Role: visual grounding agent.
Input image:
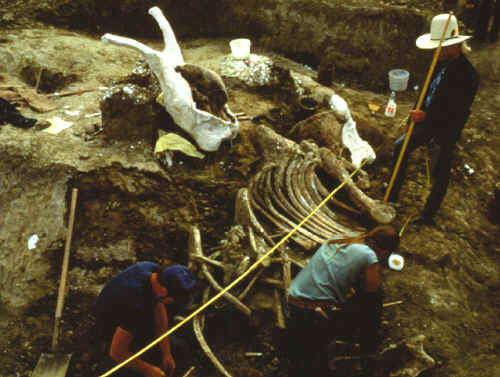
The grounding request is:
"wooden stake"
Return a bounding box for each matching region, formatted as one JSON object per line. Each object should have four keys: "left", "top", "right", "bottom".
{"left": 47, "top": 88, "right": 97, "bottom": 98}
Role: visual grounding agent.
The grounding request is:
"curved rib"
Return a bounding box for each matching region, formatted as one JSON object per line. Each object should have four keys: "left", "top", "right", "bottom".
{"left": 193, "top": 287, "right": 233, "bottom": 377}
{"left": 257, "top": 166, "right": 324, "bottom": 245}
{"left": 266, "top": 164, "right": 326, "bottom": 240}
{"left": 271, "top": 159, "right": 331, "bottom": 239}
{"left": 304, "top": 162, "right": 343, "bottom": 221}
{"left": 302, "top": 161, "right": 361, "bottom": 236}
{"left": 249, "top": 169, "right": 316, "bottom": 250}
{"left": 286, "top": 156, "right": 341, "bottom": 237}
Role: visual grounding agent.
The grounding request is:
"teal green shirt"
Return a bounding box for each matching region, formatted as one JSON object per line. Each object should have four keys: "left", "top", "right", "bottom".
{"left": 288, "top": 242, "right": 378, "bottom": 304}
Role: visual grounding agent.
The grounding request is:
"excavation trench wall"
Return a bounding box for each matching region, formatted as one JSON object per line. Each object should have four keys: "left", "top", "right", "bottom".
{"left": 0, "top": 136, "right": 243, "bottom": 313}
{"left": 21, "top": 0, "right": 430, "bottom": 91}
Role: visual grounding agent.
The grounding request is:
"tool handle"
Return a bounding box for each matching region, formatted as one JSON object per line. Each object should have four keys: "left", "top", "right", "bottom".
{"left": 384, "top": 13, "right": 454, "bottom": 202}
{"left": 52, "top": 188, "right": 78, "bottom": 353}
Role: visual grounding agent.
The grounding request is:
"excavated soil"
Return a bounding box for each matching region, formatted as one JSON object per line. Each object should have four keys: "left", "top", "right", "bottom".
{"left": 0, "top": 1, "right": 499, "bottom": 377}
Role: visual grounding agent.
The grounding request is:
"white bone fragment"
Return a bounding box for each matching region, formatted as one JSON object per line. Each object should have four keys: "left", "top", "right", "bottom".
{"left": 28, "top": 235, "right": 39, "bottom": 250}
{"left": 387, "top": 334, "right": 436, "bottom": 377}
{"left": 330, "top": 94, "right": 376, "bottom": 167}
{"left": 101, "top": 7, "right": 238, "bottom": 152}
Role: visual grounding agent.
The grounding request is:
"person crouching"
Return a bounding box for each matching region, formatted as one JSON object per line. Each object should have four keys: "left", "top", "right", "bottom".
{"left": 285, "top": 226, "right": 400, "bottom": 377}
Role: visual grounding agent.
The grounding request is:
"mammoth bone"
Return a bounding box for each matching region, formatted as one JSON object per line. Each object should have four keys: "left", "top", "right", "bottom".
{"left": 101, "top": 6, "right": 238, "bottom": 152}
{"left": 186, "top": 125, "right": 398, "bottom": 374}
{"left": 187, "top": 224, "right": 295, "bottom": 377}
{"left": 380, "top": 334, "right": 436, "bottom": 377}
{"left": 242, "top": 125, "right": 396, "bottom": 253}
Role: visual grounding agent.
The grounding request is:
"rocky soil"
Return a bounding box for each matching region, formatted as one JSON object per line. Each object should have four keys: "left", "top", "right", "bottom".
{"left": 0, "top": 1, "right": 499, "bottom": 377}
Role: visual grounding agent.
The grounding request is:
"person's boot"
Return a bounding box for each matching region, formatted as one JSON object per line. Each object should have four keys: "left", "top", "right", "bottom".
{"left": 412, "top": 211, "right": 436, "bottom": 226}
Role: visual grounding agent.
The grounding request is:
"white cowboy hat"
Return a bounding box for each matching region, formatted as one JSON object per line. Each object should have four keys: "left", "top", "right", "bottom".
{"left": 416, "top": 14, "right": 471, "bottom": 49}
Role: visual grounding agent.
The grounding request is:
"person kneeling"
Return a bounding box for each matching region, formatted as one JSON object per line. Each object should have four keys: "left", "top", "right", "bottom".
{"left": 94, "top": 262, "right": 196, "bottom": 377}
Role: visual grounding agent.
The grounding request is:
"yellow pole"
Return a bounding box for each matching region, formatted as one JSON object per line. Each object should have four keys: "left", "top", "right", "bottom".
{"left": 384, "top": 13, "right": 454, "bottom": 203}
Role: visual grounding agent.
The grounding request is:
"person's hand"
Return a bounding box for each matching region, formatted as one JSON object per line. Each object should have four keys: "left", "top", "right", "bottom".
{"left": 144, "top": 365, "right": 165, "bottom": 377}
{"left": 162, "top": 353, "right": 176, "bottom": 377}
{"left": 409, "top": 109, "right": 426, "bottom": 123}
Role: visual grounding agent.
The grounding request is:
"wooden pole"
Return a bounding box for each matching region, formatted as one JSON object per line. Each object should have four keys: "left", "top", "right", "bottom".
{"left": 51, "top": 188, "right": 78, "bottom": 353}
{"left": 384, "top": 13, "right": 454, "bottom": 203}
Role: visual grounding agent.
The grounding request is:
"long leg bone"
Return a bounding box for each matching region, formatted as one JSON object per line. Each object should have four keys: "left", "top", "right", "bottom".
{"left": 304, "top": 162, "right": 361, "bottom": 219}
{"left": 319, "top": 147, "right": 396, "bottom": 224}
{"left": 382, "top": 334, "right": 436, "bottom": 377}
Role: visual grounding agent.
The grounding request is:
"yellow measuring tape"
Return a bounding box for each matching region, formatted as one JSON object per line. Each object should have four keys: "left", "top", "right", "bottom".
{"left": 99, "top": 158, "right": 370, "bottom": 377}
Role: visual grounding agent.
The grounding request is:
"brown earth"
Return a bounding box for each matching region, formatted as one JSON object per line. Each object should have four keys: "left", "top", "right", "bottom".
{"left": 0, "top": 1, "right": 499, "bottom": 377}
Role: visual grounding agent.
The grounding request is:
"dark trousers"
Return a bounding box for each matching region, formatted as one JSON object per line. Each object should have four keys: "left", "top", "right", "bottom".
{"left": 284, "top": 290, "right": 383, "bottom": 377}
{"left": 475, "top": 0, "right": 500, "bottom": 41}
{"left": 285, "top": 305, "right": 331, "bottom": 377}
{"left": 390, "top": 127, "right": 455, "bottom": 218}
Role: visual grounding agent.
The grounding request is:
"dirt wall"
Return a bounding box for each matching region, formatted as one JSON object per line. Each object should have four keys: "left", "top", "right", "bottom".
{"left": 1, "top": 0, "right": 430, "bottom": 91}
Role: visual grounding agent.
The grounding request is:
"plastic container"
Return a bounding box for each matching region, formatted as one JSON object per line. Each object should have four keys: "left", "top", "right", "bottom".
{"left": 384, "top": 91, "right": 397, "bottom": 118}
{"left": 388, "top": 69, "right": 410, "bottom": 91}
{"left": 230, "top": 38, "right": 251, "bottom": 59}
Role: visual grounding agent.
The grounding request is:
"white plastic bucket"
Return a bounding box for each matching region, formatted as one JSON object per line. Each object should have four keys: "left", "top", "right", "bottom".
{"left": 230, "top": 38, "right": 251, "bottom": 59}
{"left": 388, "top": 69, "right": 410, "bottom": 91}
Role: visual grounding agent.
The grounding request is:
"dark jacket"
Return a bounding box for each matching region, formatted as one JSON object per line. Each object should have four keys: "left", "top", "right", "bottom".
{"left": 419, "top": 53, "right": 479, "bottom": 146}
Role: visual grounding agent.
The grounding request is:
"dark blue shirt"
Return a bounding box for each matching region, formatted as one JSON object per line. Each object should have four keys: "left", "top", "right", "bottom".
{"left": 95, "top": 262, "right": 162, "bottom": 343}
{"left": 419, "top": 54, "right": 479, "bottom": 145}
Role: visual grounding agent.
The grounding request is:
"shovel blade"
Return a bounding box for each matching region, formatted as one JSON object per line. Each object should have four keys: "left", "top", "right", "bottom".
{"left": 32, "top": 353, "right": 72, "bottom": 377}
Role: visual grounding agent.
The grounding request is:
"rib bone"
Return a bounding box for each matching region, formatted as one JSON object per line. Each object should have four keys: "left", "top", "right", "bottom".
{"left": 193, "top": 287, "right": 233, "bottom": 377}
{"left": 287, "top": 156, "right": 344, "bottom": 236}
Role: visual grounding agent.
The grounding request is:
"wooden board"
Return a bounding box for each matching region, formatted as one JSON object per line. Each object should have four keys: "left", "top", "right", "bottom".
{"left": 31, "top": 353, "right": 72, "bottom": 377}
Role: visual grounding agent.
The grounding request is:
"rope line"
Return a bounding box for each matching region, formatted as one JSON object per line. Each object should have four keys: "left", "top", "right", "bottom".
{"left": 99, "top": 158, "right": 370, "bottom": 377}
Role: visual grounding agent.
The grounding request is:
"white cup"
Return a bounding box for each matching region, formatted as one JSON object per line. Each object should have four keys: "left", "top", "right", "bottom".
{"left": 230, "top": 38, "right": 251, "bottom": 59}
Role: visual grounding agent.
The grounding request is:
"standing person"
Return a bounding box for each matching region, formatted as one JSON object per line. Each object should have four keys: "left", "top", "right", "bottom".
{"left": 95, "top": 262, "right": 196, "bottom": 377}
{"left": 388, "top": 14, "right": 479, "bottom": 225}
{"left": 475, "top": 0, "right": 500, "bottom": 42}
{"left": 285, "top": 226, "right": 400, "bottom": 377}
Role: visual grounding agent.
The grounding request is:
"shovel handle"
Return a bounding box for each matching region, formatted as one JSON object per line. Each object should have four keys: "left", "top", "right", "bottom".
{"left": 52, "top": 188, "right": 78, "bottom": 353}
